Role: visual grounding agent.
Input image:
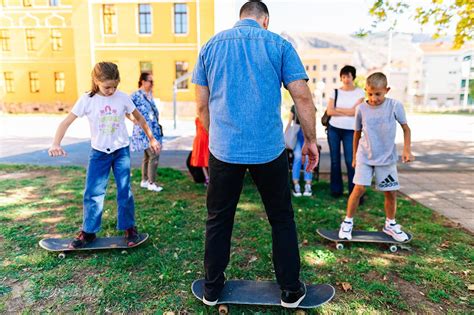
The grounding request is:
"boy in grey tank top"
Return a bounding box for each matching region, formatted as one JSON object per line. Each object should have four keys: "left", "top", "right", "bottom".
{"left": 338, "top": 72, "right": 414, "bottom": 242}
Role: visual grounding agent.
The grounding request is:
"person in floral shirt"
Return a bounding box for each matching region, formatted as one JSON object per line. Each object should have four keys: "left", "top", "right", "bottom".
{"left": 130, "top": 72, "right": 163, "bottom": 192}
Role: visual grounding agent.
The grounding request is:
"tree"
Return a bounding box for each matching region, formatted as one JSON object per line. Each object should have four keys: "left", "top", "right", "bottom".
{"left": 369, "top": 0, "right": 473, "bottom": 49}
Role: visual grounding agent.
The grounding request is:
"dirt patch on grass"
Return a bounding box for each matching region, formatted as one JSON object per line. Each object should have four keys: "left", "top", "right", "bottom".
{"left": 4, "top": 280, "right": 31, "bottom": 312}
{"left": 390, "top": 274, "right": 444, "bottom": 314}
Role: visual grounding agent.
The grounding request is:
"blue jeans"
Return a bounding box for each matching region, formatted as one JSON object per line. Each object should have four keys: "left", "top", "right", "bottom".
{"left": 327, "top": 125, "right": 355, "bottom": 195}
{"left": 292, "top": 129, "right": 313, "bottom": 182}
{"left": 83, "top": 146, "right": 135, "bottom": 233}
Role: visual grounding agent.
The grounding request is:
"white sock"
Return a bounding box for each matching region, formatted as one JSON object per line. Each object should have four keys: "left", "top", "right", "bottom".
{"left": 386, "top": 218, "right": 396, "bottom": 225}
{"left": 344, "top": 217, "right": 353, "bottom": 224}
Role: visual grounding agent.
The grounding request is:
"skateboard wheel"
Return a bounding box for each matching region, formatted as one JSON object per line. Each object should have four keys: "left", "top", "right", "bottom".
{"left": 336, "top": 243, "right": 344, "bottom": 250}
{"left": 218, "top": 304, "right": 228, "bottom": 314}
{"left": 58, "top": 253, "right": 66, "bottom": 259}
{"left": 389, "top": 245, "right": 398, "bottom": 253}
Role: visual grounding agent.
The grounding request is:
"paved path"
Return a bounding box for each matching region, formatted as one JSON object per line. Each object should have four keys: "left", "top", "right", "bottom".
{"left": 1, "top": 113, "right": 473, "bottom": 233}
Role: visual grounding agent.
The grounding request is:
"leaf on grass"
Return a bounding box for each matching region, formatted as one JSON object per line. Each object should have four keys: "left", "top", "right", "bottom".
{"left": 419, "top": 291, "right": 425, "bottom": 296}
{"left": 302, "top": 239, "right": 309, "bottom": 246}
{"left": 341, "top": 258, "right": 349, "bottom": 264}
{"left": 468, "top": 284, "right": 474, "bottom": 291}
{"left": 383, "top": 275, "right": 388, "bottom": 281}
{"left": 341, "top": 282, "right": 352, "bottom": 292}
{"left": 249, "top": 255, "right": 257, "bottom": 263}
{"left": 440, "top": 241, "right": 450, "bottom": 248}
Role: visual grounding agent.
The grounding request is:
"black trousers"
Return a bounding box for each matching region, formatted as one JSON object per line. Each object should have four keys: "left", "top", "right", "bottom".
{"left": 204, "top": 151, "right": 301, "bottom": 299}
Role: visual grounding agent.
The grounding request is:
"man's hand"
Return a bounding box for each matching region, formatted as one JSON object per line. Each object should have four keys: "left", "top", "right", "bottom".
{"left": 402, "top": 150, "right": 414, "bottom": 163}
{"left": 48, "top": 144, "right": 67, "bottom": 157}
{"left": 149, "top": 138, "right": 161, "bottom": 155}
{"left": 301, "top": 142, "right": 319, "bottom": 172}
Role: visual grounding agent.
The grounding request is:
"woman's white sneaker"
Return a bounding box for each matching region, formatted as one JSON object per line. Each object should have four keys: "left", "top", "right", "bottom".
{"left": 147, "top": 183, "right": 163, "bottom": 192}
{"left": 140, "top": 180, "right": 148, "bottom": 189}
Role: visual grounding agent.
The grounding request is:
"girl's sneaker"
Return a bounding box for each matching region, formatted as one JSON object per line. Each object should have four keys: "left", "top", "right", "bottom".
{"left": 140, "top": 180, "right": 148, "bottom": 189}
{"left": 292, "top": 184, "right": 302, "bottom": 197}
{"left": 125, "top": 226, "right": 141, "bottom": 247}
{"left": 303, "top": 184, "right": 312, "bottom": 196}
{"left": 147, "top": 182, "right": 163, "bottom": 192}
{"left": 383, "top": 223, "right": 409, "bottom": 242}
{"left": 338, "top": 220, "right": 353, "bottom": 240}
{"left": 68, "top": 231, "right": 96, "bottom": 249}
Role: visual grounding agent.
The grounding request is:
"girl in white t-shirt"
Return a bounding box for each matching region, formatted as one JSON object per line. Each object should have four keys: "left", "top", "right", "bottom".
{"left": 326, "top": 65, "right": 365, "bottom": 198}
{"left": 48, "top": 62, "right": 161, "bottom": 249}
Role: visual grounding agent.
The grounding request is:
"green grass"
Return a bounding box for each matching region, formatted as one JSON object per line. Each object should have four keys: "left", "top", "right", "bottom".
{"left": 0, "top": 164, "right": 473, "bottom": 313}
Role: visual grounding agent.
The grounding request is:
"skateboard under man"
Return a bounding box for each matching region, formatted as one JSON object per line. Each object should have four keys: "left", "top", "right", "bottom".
{"left": 39, "top": 233, "right": 149, "bottom": 259}
{"left": 191, "top": 279, "right": 335, "bottom": 313}
{"left": 317, "top": 229, "right": 412, "bottom": 252}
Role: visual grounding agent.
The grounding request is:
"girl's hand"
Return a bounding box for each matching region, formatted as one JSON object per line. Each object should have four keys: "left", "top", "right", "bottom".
{"left": 48, "top": 144, "right": 67, "bottom": 157}
{"left": 352, "top": 157, "right": 357, "bottom": 168}
{"left": 149, "top": 138, "right": 161, "bottom": 155}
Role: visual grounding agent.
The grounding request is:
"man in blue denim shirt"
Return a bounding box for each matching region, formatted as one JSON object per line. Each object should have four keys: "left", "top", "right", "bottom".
{"left": 192, "top": 0, "right": 319, "bottom": 308}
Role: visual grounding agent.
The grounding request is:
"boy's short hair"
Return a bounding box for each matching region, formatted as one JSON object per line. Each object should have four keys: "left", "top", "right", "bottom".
{"left": 366, "top": 72, "right": 388, "bottom": 88}
{"left": 340, "top": 65, "right": 356, "bottom": 79}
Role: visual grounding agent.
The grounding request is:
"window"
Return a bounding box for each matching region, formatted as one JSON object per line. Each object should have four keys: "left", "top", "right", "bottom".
{"left": 174, "top": 4, "right": 188, "bottom": 34}
{"left": 51, "top": 29, "right": 62, "bottom": 51}
{"left": 0, "top": 30, "right": 10, "bottom": 51}
{"left": 140, "top": 61, "right": 153, "bottom": 74}
{"left": 323, "top": 64, "right": 327, "bottom": 71}
{"left": 333, "top": 64, "right": 337, "bottom": 71}
{"left": 322, "top": 77, "right": 326, "bottom": 83}
{"left": 23, "top": 0, "right": 32, "bottom": 7}
{"left": 29, "top": 72, "right": 40, "bottom": 93}
{"left": 54, "top": 72, "right": 65, "bottom": 93}
{"left": 332, "top": 77, "right": 337, "bottom": 83}
{"left": 26, "top": 29, "right": 36, "bottom": 51}
{"left": 305, "top": 65, "right": 309, "bottom": 71}
{"left": 312, "top": 78, "right": 316, "bottom": 84}
{"left": 4, "top": 72, "right": 14, "bottom": 93}
{"left": 103, "top": 4, "right": 116, "bottom": 34}
{"left": 313, "top": 65, "right": 317, "bottom": 71}
{"left": 175, "top": 61, "right": 189, "bottom": 89}
{"left": 49, "top": 0, "right": 59, "bottom": 6}
{"left": 138, "top": 4, "right": 152, "bottom": 34}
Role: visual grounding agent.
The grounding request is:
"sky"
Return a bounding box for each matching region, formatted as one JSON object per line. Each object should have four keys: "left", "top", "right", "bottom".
{"left": 220, "top": 0, "right": 456, "bottom": 36}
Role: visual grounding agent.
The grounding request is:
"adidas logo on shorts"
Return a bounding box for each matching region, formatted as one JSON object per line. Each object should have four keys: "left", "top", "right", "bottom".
{"left": 378, "top": 175, "right": 399, "bottom": 189}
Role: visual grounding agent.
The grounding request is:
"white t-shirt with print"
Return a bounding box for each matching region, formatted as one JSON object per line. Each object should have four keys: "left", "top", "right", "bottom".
{"left": 72, "top": 91, "right": 136, "bottom": 153}
{"left": 328, "top": 87, "right": 365, "bottom": 130}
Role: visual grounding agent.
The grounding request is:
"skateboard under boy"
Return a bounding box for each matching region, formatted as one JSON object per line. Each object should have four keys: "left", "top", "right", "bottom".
{"left": 39, "top": 233, "right": 149, "bottom": 259}
{"left": 317, "top": 229, "right": 412, "bottom": 252}
{"left": 191, "top": 279, "right": 335, "bottom": 313}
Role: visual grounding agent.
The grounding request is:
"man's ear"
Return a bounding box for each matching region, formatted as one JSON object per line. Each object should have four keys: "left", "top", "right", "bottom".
{"left": 263, "top": 16, "right": 269, "bottom": 29}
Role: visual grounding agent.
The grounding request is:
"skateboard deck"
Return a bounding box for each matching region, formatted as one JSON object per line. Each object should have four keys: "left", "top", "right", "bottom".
{"left": 191, "top": 279, "right": 335, "bottom": 309}
{"left": 317, "top": 229, "right": 412, "bottom": 252}
{"left": 39, "top": 233, "right": 149, "bottom": 257}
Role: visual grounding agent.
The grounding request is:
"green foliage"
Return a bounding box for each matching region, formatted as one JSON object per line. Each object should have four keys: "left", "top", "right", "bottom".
{"left": 369, "top": 0, "right": 473, "bottom": 49}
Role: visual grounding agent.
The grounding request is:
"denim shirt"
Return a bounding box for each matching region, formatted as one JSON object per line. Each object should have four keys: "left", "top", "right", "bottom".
{"left": 192, "top": 19, "right": 308, "bottom": 164}
{"left": 130, "top": 89, "right": 162, "bottom": 152}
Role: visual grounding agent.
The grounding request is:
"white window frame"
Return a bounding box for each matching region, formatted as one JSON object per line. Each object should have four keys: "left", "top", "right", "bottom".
{"left": 172, "top": 3, "right": 188, "bottom": 36}
{"left": 137, "top": 3, "right": 152, "bottom": 36}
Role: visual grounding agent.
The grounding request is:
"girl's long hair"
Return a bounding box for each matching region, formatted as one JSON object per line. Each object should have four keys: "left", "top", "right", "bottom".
{"left": 89, "top": 62, "right": 120, "bottom": 97}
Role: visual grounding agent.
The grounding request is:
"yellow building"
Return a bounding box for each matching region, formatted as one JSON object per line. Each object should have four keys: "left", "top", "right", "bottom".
{"left": 0, "top": 0, "right": 214, "bottom": 115}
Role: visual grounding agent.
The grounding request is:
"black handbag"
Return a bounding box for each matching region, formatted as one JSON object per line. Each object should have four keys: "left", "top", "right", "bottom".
{"left": 321, "top": 88, "right": 338, "bottom": 129}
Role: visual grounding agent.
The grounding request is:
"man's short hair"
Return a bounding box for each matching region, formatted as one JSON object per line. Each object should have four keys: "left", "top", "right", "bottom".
{"left": 340, "top": 65, "right": 356, "bottom": 79}
{"left": 239, "top": 0, "right": 269, "bottom": 19}
{"left": 366, "top": 72, "right": 388, "bottom": 88}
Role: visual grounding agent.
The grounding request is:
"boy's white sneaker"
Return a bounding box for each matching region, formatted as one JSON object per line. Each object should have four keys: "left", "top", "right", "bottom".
{"left": 293, "top": 184, "right": 302, "bottom": 197}
{"left": 147, "top": 183, "right": 163, "bottom": 192}
{"left": 140, "top": 180, "right": 148, "bottom": 189}
{"left": 303, "top": 184, "right": 312, "bottom": 197}
{"left": 383, "top": 223, "right": 409, "bottom": 242}
{"left": 338, "top": 220, "right": 353, "bottom": 240}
